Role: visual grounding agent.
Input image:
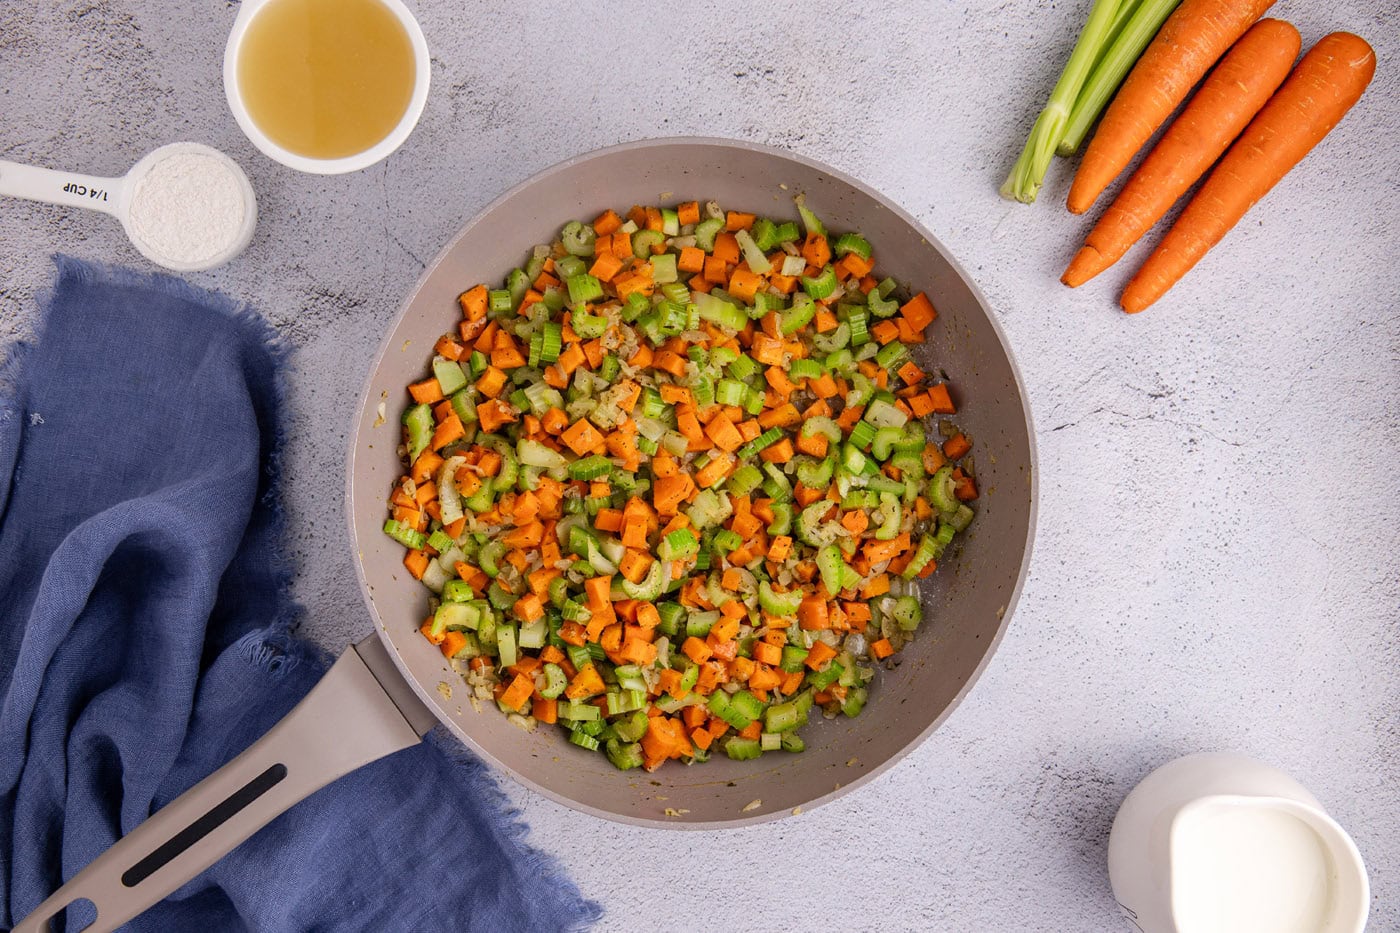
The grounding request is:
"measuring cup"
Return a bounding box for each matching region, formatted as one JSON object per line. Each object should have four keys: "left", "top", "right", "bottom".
{"left": 1108, "top": 752, "right": 1369, "bottom": 933}
{"left": 0, "top": 142, "right": 257, "bottom": 272}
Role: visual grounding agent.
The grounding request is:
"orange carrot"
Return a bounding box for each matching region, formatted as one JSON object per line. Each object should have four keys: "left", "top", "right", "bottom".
{"left": 1121, "top": 32, "right": 1375, "bottom": 313}
{"left": 1064, "top": 19, "right": 1301, "bottom": 287}
{"left": 1067, "top": 0, "right": 1277, "bottom": 215}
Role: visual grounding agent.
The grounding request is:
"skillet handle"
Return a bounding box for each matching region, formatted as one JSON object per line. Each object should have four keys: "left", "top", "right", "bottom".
{"left": 14, "top": 635, "right": 435, "bottom": 933}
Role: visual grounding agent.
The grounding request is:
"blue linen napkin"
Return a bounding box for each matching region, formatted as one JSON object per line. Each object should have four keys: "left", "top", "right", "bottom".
{"left": 0, "top": 256, "right": 602, "bottom": 932}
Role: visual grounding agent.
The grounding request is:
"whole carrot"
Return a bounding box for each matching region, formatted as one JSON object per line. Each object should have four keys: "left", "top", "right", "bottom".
{"left": 1062, "top": 18, "right": 1300, "bottom": 287}
{"left": 1067, "top": 0, "right": 1275, "bottom": 215}
{"left": 1121, "top": 32, "right": 1376, "bottom": 313}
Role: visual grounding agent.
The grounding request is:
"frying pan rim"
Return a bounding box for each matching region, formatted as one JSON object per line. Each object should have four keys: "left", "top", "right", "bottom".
{"left": 345, "top": 135, "right": 1039, "bottom": 829}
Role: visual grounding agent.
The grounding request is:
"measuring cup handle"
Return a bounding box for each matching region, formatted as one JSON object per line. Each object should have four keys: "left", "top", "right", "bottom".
{"left": 0, "top": 160, "right": 123, "bottom": 215}
{"left": 12, "top": 636, "right": 435, "bottom": 933}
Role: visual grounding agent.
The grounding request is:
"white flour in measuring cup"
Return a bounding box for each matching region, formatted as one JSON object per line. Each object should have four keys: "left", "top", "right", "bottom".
{"left": 126, "top": 147, "right": 255, "bottom": 269}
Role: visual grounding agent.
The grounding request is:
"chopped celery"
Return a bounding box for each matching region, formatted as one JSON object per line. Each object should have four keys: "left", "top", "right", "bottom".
{"left": 795, "top": 193, "right": 826, "bottom": 237}
{"left": 403, "top": 403, "right": 434, "bottom": 463}
{"left": 801, "top": 265, "right": 838, "bottom": 300}
{"left": 833, "top": 233, "right": 872, "bottom": 261}
{"left": 929, "top": 465, "right": 959, "bottom": 514}
{"left": 694, "top": 217, "right": 723, "bottom": 251}
{"left": 561, "top": 220, "right": 596, "bottom": 257}
{"left": 780, "top": 293, "right": 816, "bottom": 335}
{"left": 566, "top": 273, "right": 603, "bottom": 306}
{"left": 388, "top": 195, "right": 974, "bottom": 773}
{"left": 734, "top": 229, "right": 772, "bottom": 274}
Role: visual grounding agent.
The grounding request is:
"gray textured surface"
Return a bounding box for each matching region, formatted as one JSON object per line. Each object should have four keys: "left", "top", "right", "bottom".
{"left": 2, "top": 2, "right": 1397, "bottom": 931}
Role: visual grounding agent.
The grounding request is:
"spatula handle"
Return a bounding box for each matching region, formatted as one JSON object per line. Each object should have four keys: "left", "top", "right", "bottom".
{"left": 13, "top": 636, "right": 433, "bottom": 933}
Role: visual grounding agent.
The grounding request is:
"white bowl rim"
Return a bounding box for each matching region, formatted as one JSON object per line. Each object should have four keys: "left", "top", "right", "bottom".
{"left": 222, "top": 0, "right": 431, "bottom": 176}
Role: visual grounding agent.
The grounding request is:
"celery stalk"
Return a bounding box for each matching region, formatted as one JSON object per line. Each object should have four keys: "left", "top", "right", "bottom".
{"left": 1001, "top": 0, "right": 1125, "bottom": 204}
{"left": 1056, "top": 0, "right": 1183, "bottom": 156}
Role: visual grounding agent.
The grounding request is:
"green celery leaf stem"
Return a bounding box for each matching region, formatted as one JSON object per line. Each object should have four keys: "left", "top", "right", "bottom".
{"left": 1001, "top": 0, "right": 1127, "bottom": 204}
{"left": 1057, "top": 0, "right": 1183, "bottom": 156}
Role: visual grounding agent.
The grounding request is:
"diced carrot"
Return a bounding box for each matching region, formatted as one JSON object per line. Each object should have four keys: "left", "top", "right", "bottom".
{"left": 652, "top": 350, "right": 689, "bottom": 378}
{"left": 749, "top": 333, "right": 785, "bottom": 365}
{"left": 728, "top": 267, "right": 762, "bottom": 302}
{"left": 430, "top": 413, "right": 465, "bottom": 450}
{"left": 870, "top": 638, "right": 896, "bottom": 660}
{"left": 759, "top": 438, "right": 793, "bottom": 464}
{"left": 694, "top": 453, "right": 734, "bottom": 488}
{"left": 752, "top": 641, "right": 783, "bottom": 666}
{"left": 871, "top": 320, "right": 900, "bottom": 345}
{"left": 408, "top": 378, "right": 445, "bottom": 405}
{"left": 943, "top": 433, "right": 971, "bottom": 460}
{"left": 619, "top": 635, "right": 659, "bottom": 666}
{"left": 805, "top": 641, "right": 838, "bottom": 670}
{"left": 458, "top": 284, "right": 489, "bottom": 321}
{"left": 897, "top": 361, "right": 925, "bottom": 385}
{"left": 652, "top": 473, "right": 694, "bottom": 516}
{"left": 841, "top": 509, "right": 869, "bottom": 535}
{"left": 677, "top": 201, "right": 700, "bottom": 225}
{"left": 748, "top": 665, "right": 782, "bottom": 692}
{"left": 560, "top": 418, "right": 603, "bottom": 456}
{"left": 725, "top": 211, "right": 756, "bottom": 231}
{"left": 794, "top": 430, "right": 828, "bottom": 458}
{"left": 618, "top": 549, "right": 653, "bottom": 585}
{"left": 476, "top": 366, "right": 507, "bottom": 398}
{"left": 682, "top": 636, "right": 713, "bottom": 664}
{"left": 589, "top": 251, "right": 625, "bottom": 282}
{"left": 712, "top": 232, "right": 740, "bottom": 265}
{"left": 658, "top": 668, "right": 687, "bottom": 699}
{"left": 677, "top": 246, "right": 705, "bottom": 273}
{"left": 835, "top": 404, "right": 864, "bottom": 432}
{"left": 584, "top": 575, "right": 613, "bottom": 610}
{"left": 704, "top": 412, "right": 744, "bottom": 452}
{"left": 797, "top": 594, "right": 829, "bottom": 631}
{"left": 900, "top": 292, "right": 937, "bottom": 330}
{"left": 553, "top": 343, "right": 584, "bottom": 377}
{"left": 419, "top": 617, "right": 445, "bottom": 645}
{"left": 758, "top": 403, "right": 800, "bottom": 429}
{"left": 491, "top": 333, "right": 527, "bottom": 370}
{"left": 565, "top": 663, "right": 606, "bottom": 700}
{"left": 592, "top": 209, "right": 623, "bottom": 235}
{"left": 403, "top": 549, "right": 429, "bottom": 580}
{"left": 860, "top": 574, "right": 890, "bottom": 599}
{"left": 410, "top": 449, "right": 444, "bottom": 485}
{"left": 863, "top": 533, "right": 910, "bottom": 565}
{"left": 927, "top": 384, "right": 957, "bottom": 414}
{"left": 501, "top": 521, "right": 544, "bottom": 548}
{"left": 800, "top": 230, "right": 830, "bottom": 265}
{"left": 434, "top": 335, "right": 465, "bottom": 361}
{"left": 475, "top": 400, "right": 517, "bottom": 434}
{"left": 908, "top": 393, "right": 936, "bottom": 418}
{"left": 532, "top": 696, "right": 558, "bottom": 724}
{"left": 499, "top": 673, "right": 534, "bottom": 711}
{"left": 836, "top": 251, "right": 873, "bottom": 279}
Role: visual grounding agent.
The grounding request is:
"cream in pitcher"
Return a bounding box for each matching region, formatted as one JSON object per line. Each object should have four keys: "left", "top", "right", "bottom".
{"left": 1107, "top": 753, "right": 1369, "bottom": 933}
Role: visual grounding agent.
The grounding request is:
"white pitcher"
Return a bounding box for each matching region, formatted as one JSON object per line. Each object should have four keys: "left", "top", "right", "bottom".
{"left": 1107, "top": 752, "right": 1369, "bottom": 933}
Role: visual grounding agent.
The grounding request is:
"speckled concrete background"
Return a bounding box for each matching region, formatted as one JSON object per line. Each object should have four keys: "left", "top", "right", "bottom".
{"left": 2, "top": 1, "right": 1397, "bottom": 930}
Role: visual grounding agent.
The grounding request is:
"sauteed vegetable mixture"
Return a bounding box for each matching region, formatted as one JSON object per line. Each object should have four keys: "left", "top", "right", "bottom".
{"left": 384, "top": 198, "right": 978, "bottom": 771}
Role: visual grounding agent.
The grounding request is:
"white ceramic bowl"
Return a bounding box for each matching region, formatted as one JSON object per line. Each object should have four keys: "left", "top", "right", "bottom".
{"left": 222, "top": 0, "right": 430, "bottom": 175}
